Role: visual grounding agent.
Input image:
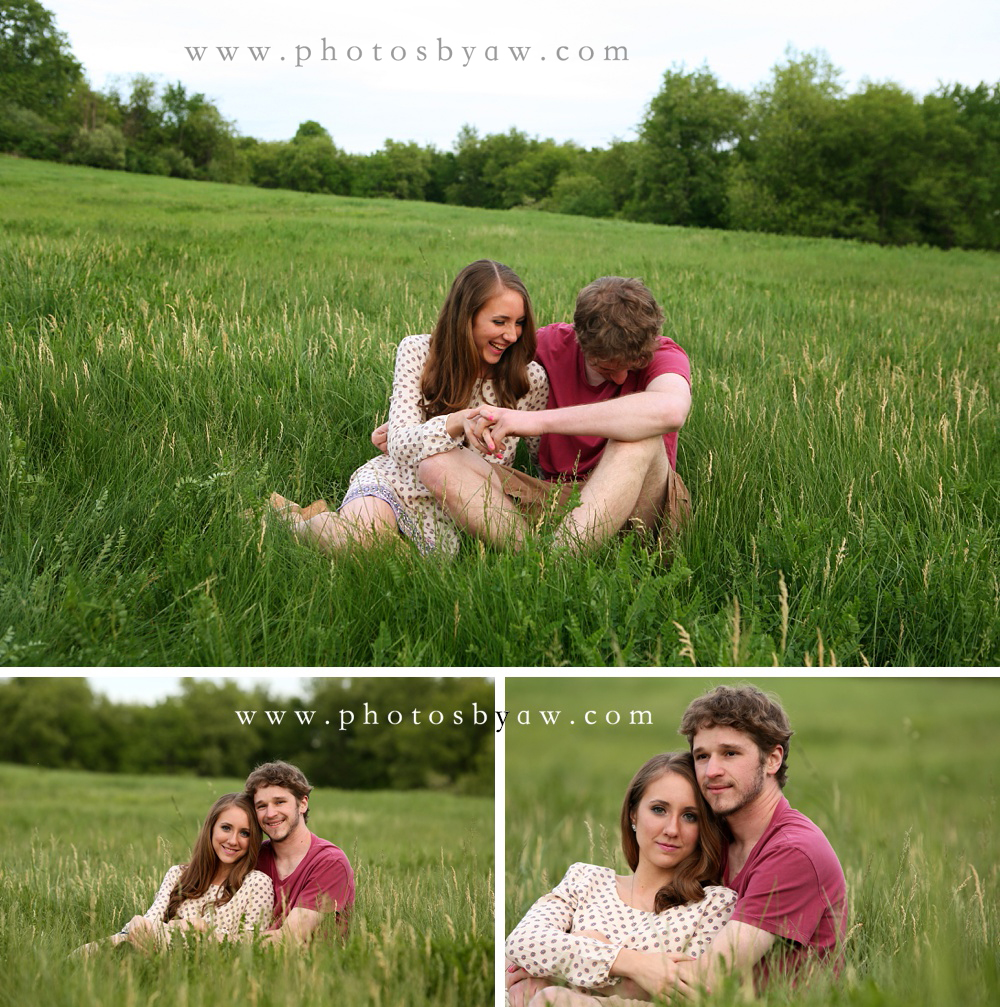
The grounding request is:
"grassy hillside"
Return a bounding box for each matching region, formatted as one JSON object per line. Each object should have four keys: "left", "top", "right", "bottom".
{"left": 1, "top": 157, "right": 997, "bottom": 665}
{"left": 505, "top": 676, "right": 1000, "bottom": 1006}
{"left": 0, "top": 763, "right": 492, "bottom": 1006}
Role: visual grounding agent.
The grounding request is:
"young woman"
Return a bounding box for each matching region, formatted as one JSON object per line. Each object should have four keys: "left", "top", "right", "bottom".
{"left": 77, "top": 792, "right": 273, "bottom": 953}
{"left": 505, "top": 753, "right": 736, "bottom": 1005}
{"left": 269, "top": 258, "right": 549, "bottom": 556}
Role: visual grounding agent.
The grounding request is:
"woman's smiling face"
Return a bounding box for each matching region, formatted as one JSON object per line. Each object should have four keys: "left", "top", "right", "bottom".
{"left": 470, "top": 287, "right": 525, "bottom": 373}
{"left": 211, "top": 805, "right": 252, "bottom": 867}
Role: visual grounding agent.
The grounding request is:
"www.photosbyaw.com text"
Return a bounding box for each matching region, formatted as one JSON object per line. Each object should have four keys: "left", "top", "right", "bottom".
{"left": 234, "top": 703, "right": 654, "bottom": 733}
{"left": 184, "top": 38, "right": 628, "bottom": 69}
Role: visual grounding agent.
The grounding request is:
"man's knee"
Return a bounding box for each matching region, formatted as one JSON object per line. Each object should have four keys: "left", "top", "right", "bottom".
{"left": 599, "top": 434, "right": 667, "bottom": 474}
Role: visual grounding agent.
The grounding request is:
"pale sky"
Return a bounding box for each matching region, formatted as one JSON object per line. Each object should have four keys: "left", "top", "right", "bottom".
{"left": 42, "top": 1, "right": 998, "bottom": 154}
{"left": 87, "top": 674, "right": 311, "bottom": 704}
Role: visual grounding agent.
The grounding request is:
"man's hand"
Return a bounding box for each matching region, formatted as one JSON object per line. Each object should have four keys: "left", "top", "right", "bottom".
{"left": 470, "top": 406, "right": 539, "bottom": 451}
{"left": 610, "top": 949, "right": 697, "bottom": 1002}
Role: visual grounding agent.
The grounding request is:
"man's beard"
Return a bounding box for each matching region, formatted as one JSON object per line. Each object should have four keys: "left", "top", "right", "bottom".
{"left": 710, "top": 760, "right": 767, "bottom": 818}
{"left": 266, "top": 806, "right": 301, "bottom": 842}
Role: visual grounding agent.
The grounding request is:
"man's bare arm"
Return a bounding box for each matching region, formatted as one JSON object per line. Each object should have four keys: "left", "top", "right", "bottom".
{"left": 678, "top": 921, "right": 777, "bottom": 989}
{"left": 474, "top": 373, "right": 692, "bottom": 450}
{"left": 259, "top": 906, "right": 326, "bottom": 946}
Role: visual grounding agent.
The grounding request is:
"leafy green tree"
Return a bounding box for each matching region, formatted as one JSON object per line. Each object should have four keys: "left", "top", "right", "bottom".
{"left": 353, "top": 139, "right": 432, "bottom": 200}
{"left": 0, "top": 0, "right": 81, "bottom": 115}
{"left": 545, "top": 173, "right": 616, "bottom": 218}
{"left": 0, "top": 678, "right": 121, "bottom": 771}
{"left": 836, "top": 81, "right": 925, "bottom": 244}
{"left": 276, "top": 121, "right": 351, "bottom": 194}
{"left": 919, "top": 82, "right": 1000, "bottom": 249}
{"left": 500, "top": 141, "right": 579, "bottom": 206}
{"left": 727, "top": 49, "right": 849, "bottom": 236}
{"left": 446, "top": 126, "right": 537, "bottom": 208}
{"left": 632, "top": 65, "right": 745, "bottom": 227}
{"left": 244, "top": 137, "right": 286, "bottom": 188}
{"left": 586, "top": 139, "right": 640, "bottom": 216}
{"left": 0, "top": 0, "right": 83, "bottom": 155}
{"left": 70, "top": 121, "right": 126, "bottom": 169}
{"left": 424, "top": 146, "right": 457, "bottom": 203}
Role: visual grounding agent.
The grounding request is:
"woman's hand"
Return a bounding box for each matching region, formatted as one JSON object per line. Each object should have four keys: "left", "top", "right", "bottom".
{"left": 125, "top": 916, "right": 159, "bottom": 951}
{"left": 463, "top": 411, "right": 502, "bottom": 457}
{"left": 371, "top": 422, "right": 389, "bottom": 454}
{"left": 471, "top": 406, "right": 540, "bottom": 448}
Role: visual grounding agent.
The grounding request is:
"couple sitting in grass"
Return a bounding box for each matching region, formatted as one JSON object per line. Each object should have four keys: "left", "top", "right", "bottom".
{"left": 77, "top": 761, "right": 353, "bottom": 953}
{"left": 268, "top": 259, "right": 692, "bottom": 556}
{"left": 506, "top": 685, "right": 848, "bottom": 1005}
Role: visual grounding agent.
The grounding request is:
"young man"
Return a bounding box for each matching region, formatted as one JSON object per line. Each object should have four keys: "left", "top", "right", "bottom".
{"left": 244, "top": 760, "right": 355, "bottom": 944}
{"left": 414, "top": 275, "right": 693, "bottom": 551}
{"left": 669, "top": 685, "right": 848, "bottom": 993}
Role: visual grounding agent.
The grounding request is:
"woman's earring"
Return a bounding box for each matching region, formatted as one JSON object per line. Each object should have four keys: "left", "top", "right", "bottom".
{"left": 631, "top": 823, "right": 636, "bottom": 832}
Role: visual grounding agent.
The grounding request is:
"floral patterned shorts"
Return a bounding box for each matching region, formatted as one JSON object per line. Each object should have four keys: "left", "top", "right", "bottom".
{"left": 339, "top": 471, "right": 431, "bottom": 554}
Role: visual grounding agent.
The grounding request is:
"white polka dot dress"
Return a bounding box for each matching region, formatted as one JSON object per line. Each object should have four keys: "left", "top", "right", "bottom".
{"left": 506, "top": 862, "right": 736, "bottom": 989}
{"left": 343, "top": 333, "right": 549, "bottom": 555}
{"left": 117, "top": 866, "right": 274, "bottom": 946}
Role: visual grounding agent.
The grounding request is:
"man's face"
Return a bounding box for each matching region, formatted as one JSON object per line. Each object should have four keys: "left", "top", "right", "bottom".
{"left": 691, "top": 725, "right": 778, "bottom": 818}
{"left": 583, "top": 356, "right": 632, "bottom": 386}
{"left": 253, "top": 785, "right": 307, "bottom": 842}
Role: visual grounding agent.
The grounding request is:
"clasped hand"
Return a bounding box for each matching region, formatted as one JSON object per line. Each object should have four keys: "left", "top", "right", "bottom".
{"left": 463, "top": 406, "right": 520, "bottom": 459}
{"left": 369, "top": 407, "right": 520, "bottom": 460}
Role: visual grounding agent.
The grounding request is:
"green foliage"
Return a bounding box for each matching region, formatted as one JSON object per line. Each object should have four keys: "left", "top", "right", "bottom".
{"left": 0, "top": 159, "right": 997, "bottom": 666}
{"left": 3, "top": 7, "right": 997, "bottom": 248}
{"left": 71, "top": 122, "right": 126, "bottom": 169}
{"left": 0, "top": 677, "right": 495, "bottom": 793}
{"left": 632, "top": 64, "right": 746, "bottom": 227}
{"left": 728, "top": 49, "right": 851, "bottom": 236}
{"left": 545, "top": 173, "right": 616, "bottom": 218}
{"left": 0, "top": 0, "right": 82, "bottom": 115}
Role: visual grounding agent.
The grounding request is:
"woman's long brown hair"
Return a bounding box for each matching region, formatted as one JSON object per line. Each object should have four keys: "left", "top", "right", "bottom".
{"left": 165, "top": 792, "right": 262, "bottom": 920}
{"left": 619, "top": 752, "right": 727, "bottom": 911}
{"left": 420, "top": 259, "right": 537, "bottom": 418}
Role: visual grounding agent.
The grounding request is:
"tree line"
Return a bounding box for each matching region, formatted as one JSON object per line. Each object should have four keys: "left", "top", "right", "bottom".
{"left": 0, "top": 677, "right": 494, "bottom": 794}
{"left": 2, "top": 1, "right": 998, "bottom": 250}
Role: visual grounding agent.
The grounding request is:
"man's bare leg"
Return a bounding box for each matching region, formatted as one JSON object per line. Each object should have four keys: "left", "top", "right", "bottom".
{"left": 418, "top": 449, "right": 529, "bottom": 548}
{"left": 552, "top": 436, "right": 669, "bottom": 552}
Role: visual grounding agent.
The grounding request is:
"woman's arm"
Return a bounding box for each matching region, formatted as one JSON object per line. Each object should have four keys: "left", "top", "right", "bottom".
{"left": 505, "top": 864, "right": 626, "bottom": 990}
{"left": 120, "top": 865, "right": 183, "bottom": 949}
{"left": 519, "top": 361, "right": 549, "bottom": 468}
{"left": 210, "top": 871, "right": 275, "bottom": 940}
{"left": 384, "top": 335, "right": 475, "bottom": 468}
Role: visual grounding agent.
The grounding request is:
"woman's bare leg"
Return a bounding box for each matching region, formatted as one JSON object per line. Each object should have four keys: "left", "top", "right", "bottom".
{"left": 289, "top": 495, "right": 399, "bottom": 553}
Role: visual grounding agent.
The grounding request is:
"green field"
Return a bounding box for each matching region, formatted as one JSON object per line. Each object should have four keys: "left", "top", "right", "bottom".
{"left": 0, "top": 763, "right": 492, "bottom": 1007}
{"left": 1, "top": 157, "right": 997, "bottom": 665}
{"left": 504, "top": 676, "right": 999, "bottom": 1006}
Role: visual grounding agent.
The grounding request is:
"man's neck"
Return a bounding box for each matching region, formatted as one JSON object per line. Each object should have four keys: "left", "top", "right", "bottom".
{"left": 270, "top": 824, "right": 313, "bottom": 867}
{"left": 726, "top": 786, "right": 783, "bottom": 861}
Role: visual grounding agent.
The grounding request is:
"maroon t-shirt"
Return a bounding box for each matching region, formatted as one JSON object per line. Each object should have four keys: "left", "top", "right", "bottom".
{"left": 257, "top": 833, "right": 355, "bottom": 930}
{"left": 724, "top": 796, "right": 847, "bottom": 983}
{"left": 534, "top": 322, "right": 691, "bottom": 479}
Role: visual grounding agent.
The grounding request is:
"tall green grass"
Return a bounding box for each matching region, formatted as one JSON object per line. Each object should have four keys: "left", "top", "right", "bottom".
{"left": 1, "top": 157, "right": 997, "bottom": 664}
{"left": 504, "top": 677, "right": 999, "bottom": 1006}
{"left": 0, "top": 763, "right": 492, "bottom": 1007}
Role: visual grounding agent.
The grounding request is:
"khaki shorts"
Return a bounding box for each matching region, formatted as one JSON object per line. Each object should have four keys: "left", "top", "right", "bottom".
{"left": 494, "top": 464, "right": 692, "bottom": 547}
